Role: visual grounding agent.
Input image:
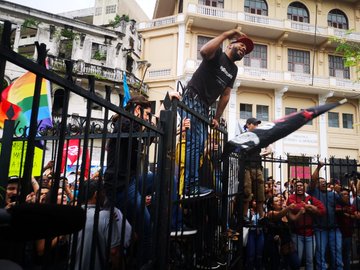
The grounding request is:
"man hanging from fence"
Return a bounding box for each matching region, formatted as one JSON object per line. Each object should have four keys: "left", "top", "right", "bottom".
{"left": 104, "top": 92, "right": 181, "bottom": 269}
{"left": 180, "top": 29, "right": 254, "bottom": 197}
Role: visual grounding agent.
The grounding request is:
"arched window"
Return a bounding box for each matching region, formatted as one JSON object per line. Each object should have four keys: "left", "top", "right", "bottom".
{"left": 287, "top": 2, "right": 309, "bottom": 23}
{"left": 52, "top": 89, "right": 65, "bottom": 115}
{"left": 328, "top": 9, "right": 348, "bottom": 29}
{"left": 244, "top": 0, "right": 268, "bottom": 16}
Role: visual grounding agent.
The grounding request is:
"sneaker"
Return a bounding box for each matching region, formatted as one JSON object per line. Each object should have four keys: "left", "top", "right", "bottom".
{"left": 170, "top": 225, "right": 197, "bottom": 237}
{"left": 196, "top": 259, "right": 220, "bottom": 269}
{"left": 216, "top": 258, "right": 227, "bottom": 266}
{"left": 183, "top": 186, "right": 213, "bottom": 199}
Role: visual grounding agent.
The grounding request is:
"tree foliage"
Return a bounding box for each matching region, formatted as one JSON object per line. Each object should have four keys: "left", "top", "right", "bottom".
{"left": 332, "top": 33, "right": 360, "bottom": 81}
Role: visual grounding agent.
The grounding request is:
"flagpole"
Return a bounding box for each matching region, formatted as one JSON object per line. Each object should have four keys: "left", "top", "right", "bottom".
{"left": 137, "top": 62, "right": 151, "bottom": 92}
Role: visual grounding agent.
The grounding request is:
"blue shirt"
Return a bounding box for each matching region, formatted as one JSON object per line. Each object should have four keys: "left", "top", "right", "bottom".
{"left": 307, "top": 187, "right": 341, "bottom": 229}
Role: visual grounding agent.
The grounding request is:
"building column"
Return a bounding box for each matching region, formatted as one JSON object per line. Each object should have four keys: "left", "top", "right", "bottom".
{"left": 274, "top": 86, "right": 287, "bottom": 184}
{"left": 318, "top": 91, "right": 333, "bottom": 160}
{"left": 13, "top": 25, "right": 21, "bottom": 53}
{"left": 274, "top": 86, "right": 288, "bottom": 157}
{"left": 176, "top": 14, "right": 186, "bottom": 78}
{"left": 227, "top": 79, "right": 241, "bottom": 138}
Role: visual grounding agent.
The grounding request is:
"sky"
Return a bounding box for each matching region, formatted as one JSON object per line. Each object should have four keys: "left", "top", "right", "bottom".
{"left": 5, "top": 0, "right": 156, "bottom": 19}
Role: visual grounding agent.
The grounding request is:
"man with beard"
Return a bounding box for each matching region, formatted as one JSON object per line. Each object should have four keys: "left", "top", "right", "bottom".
{"left": 181, "top": 29, "right": 254, "bottom": 197}
{"left": 308, "top": 162, "right": 344, "bottom": 270}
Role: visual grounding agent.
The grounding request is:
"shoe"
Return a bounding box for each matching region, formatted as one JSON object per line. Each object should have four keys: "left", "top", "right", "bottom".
{"left": 170, "top": 225, "right": 197, "bottom": 237}
{"left": 196, "top": 259, "right": 220, "bottom": 269}
{"left": 183, "top": 186, "right": 213, "bottom": 199}
{"left": 216, "top": 258, "right": 227, "bottom": 266}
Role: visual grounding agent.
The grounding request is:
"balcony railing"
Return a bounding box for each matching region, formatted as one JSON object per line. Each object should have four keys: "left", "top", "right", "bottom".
{"left": 138, "top": 3, "right": 360, "bottom": 42}
{"left": 195, "top": 4, "right": 238, "bottom": 20}
{"left": 138, "top": 15, "right": 177, "bottom": 30}
{"left": 242, "top": 66, "right": 284, "bottom": 81}
{"left": 47, "top": 56, "right": 148, "bottom": 94}
{"left": 148, "top": 68, "right": 171, "bottom": 78}
{"left": 184, "top": 58, "right": 360, "bottom": 91}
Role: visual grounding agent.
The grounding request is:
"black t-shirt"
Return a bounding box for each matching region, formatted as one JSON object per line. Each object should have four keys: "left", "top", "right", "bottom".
{"left": 105, "top": 118, "right": 141, "bottom": 191}
{"left": 187, "top": 48, "right": 237, "bottom": 107}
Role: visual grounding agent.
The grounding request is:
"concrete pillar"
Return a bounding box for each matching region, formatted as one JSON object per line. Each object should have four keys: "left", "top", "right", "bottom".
{"left": 318, "top": 91, "right": 334, "bottom": 160}
{"left": 274, "top": 86, "right": 288, "bottom": 183}
{"left": 227, "top": 79, "right": 241, "bottom": 138}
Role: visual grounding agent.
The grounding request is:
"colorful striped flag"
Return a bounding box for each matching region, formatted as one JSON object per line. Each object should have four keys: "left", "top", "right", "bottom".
{"left": 122, "top": 71, "right": 131, "bottom": 108}
{"left": 0, "top": 71, "right": 53, "bottom": 135}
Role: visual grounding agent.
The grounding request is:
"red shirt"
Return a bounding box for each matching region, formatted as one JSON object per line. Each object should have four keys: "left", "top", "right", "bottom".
{"left": 336, "top": 204, "right": 356, "bottom": 238}
{"left": 287, "top": 193, "right": 326, "bottom": 236}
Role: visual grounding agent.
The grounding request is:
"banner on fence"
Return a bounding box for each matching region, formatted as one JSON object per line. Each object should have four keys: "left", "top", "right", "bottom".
{"left": 0, "top": 141, "right": 42, "bottom": 177}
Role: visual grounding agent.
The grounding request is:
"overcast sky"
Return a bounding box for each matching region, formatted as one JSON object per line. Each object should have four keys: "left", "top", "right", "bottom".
{"left": 5, "top": 0, "right": 156, "bottom": 19}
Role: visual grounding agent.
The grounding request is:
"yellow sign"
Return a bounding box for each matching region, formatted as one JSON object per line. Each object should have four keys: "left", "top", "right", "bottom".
{"left": 0, "top": 141, "right": 43, "bottom": 177}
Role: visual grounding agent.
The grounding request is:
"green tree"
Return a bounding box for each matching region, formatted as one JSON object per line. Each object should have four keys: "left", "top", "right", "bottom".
{"left": 332, "top": 33, "right": 360, "bottom": 81}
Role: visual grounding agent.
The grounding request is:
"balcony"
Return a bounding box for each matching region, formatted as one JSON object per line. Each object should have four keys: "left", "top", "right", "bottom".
{"left": 47, "top": 56, "right": 149, "bottom": 94}
{"left": 138, "top": 3, "right": 360, "bottom": 44}
{"left": 184, "top": 59, "right": 360, "bottom": 94}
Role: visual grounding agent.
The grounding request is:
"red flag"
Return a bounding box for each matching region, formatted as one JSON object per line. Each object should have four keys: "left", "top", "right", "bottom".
{"left": 0, "top": 84, "right": 22, "bottom": 127}
{"left": 61, "top": 139, "right": 90, "bottom": 178}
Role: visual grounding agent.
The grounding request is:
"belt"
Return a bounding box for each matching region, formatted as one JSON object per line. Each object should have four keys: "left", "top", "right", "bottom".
{"left": 183, "top": 87, "right": 207, "bottom": 108}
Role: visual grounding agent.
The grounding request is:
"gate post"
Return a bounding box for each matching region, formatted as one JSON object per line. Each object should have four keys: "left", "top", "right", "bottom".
{"left": 0, "top": 119, "right": 15, "bottom": 207}
{"left": 153, "top": 100, "right": 177, "bottom": 269}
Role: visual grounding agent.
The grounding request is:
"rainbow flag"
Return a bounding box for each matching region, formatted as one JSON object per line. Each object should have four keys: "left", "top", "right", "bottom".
{"left": 0, "top": 71, "right": 53, "bottom": 135}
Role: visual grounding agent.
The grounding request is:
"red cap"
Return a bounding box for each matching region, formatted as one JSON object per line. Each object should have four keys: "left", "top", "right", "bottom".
{"left": 231, "top": 35, "right": 254, "bottom": 55}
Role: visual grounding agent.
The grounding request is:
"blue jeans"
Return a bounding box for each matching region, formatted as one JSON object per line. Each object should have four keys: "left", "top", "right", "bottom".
{"left": 181, "top": 93, "right": 207, "bottom": 191}
{"left": 246, "top": 229, "right": 264, "bottom": 269}
{"left": 115, "top": 172, "right": 154, "bottom": 265}
{"left": 342, "top": 237, "right": 352, "bottom": 270}
{"left": 292, "top": 234, "right": 315, "bottom": 270}
{"left": 315, "top": 229, "right": 343, "bottom": 270}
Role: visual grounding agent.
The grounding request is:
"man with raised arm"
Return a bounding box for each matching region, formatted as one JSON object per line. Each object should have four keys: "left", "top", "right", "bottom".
{"left": 181, "top": 29, "right": 254, "bottom": 197}
{"left": 308, "top": 162, "right": 344, "bottom": 270}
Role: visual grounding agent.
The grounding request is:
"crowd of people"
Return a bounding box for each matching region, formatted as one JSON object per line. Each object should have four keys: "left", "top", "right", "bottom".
{"left": 238, "top": 161, "right": 360, "bottom": 270}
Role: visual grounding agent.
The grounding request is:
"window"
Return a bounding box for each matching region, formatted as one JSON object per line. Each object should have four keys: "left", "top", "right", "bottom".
{"left": 328, "top": 9, "right": 348, "bottom": 29}
{"left": 256, "top": 105, "right": 269, "bottom": 121}
{"left": 288, "top": 156, "right": 311, "bottom": 180}
{"left": 288, "top": 49, "right": 310, "bottom": 74}
{"left": 52, "top": 89, "right": 65, "bottom": 116}
{"left": 197, "top": 36, "right": 212, "bottom": 60}
{"left": 95, "top": 7, "right": 102, "bottom": 16}
{"left": 343, "top": 113, "right": 353, "bottom": 129}
{"left": 244, "top": 0, "right": 268, "bottom": 16}
{"left": 287, "top": 2, "right": 309, "bottom": 23}
{"left": 240, "top": 103, "right": 252, "bottom": 119}
{"left": 91, "top": 43, "right": 107, "bottom": 61}
{"left": 244, "top": 44, "right": 267, "bottom": 68}
{"left": 199, "top": 0, "right": 224, "bottom": 8}
{"left": 59, "top": 39, "right": 73, "bottom": 59}
{"left": 105, "top": 5, "right": 116, "bottom": 14}
{"left": 285, "top": 107, "right": 297, "bottom": 115}
{"left": 329, "top": 55, "right": 350, "bottom": 79}
{"left": 328, "top": 112, "right": 339, "bottom": 128}
{"left": 126, "top": 55, "right": 134, "bottom": 73}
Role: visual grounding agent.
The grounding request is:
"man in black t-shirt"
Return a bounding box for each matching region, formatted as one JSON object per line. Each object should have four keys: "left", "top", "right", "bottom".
{"left": 181, "top": 29, "right": 254, "bottom": 197}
